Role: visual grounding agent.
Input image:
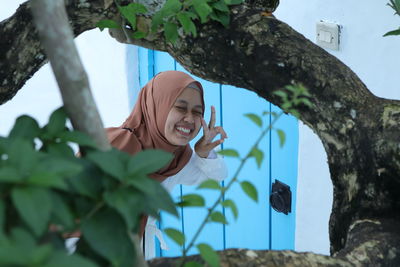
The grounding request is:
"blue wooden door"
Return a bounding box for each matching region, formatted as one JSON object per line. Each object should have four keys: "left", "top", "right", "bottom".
{"left": 126, "top": 46, "right": 298, "bottom": 256}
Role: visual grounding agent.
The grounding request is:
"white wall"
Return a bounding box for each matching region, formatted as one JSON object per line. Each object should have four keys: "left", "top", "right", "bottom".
{"left": 0, "top": 1, "right": 130, "bottom": 136}
{"left": 275, "top": 0, "right": 400, "bottom": 255}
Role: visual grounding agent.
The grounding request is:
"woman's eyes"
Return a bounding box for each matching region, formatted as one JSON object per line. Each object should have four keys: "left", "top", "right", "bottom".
{"left": 175, "top": 106, "right": 187, "bottom": 113}
{"left": 174, "top": 106, "right": 202, "bottom": 116}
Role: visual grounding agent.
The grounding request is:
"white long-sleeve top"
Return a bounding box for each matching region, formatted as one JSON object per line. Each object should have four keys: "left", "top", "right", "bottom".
{"left": 143, "top": 150, "right": 228, "bottom": 259}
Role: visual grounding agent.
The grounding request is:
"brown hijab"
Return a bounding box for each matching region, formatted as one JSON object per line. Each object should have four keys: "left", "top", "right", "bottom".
{"left": 106, "top": 70, "right": 204, "bottom": 182}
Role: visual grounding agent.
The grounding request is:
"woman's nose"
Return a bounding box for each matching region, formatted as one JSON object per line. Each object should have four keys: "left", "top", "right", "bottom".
{"left": 183, "top": 112, "right": 195, "bottom": 123}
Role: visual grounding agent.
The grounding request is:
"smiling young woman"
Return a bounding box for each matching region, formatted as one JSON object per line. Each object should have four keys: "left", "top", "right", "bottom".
{"left": 106, "top": 70, "right": 228, "bottom": 259}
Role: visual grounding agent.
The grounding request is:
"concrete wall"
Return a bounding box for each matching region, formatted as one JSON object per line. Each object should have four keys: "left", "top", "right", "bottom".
{"left": 275, "top": 0, "right": 400, "bottom": 254}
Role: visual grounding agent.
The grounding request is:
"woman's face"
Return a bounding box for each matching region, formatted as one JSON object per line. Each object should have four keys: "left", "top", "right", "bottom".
{"left": 164, "top": 87, "right": 203, "bottom": 146}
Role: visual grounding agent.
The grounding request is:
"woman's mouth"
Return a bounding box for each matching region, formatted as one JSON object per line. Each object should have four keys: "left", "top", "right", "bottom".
{"left": 176, "top": 126, "right": 192, "bottom": 137}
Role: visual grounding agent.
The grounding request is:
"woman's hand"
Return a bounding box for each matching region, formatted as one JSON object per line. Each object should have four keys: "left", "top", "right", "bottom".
{"left": 195, "top": 106, "right": 228, "bottom": 158}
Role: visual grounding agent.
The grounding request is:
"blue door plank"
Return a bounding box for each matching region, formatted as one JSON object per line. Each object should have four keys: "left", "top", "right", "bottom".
{"left": 175, "top": 63, "right": 225, "bottom": 255}
{"left": 126, "top": 45, "right": 140, "bottom": 109}
{"left": 222, "top": 85, "right": 271, "bottom": 250}
{"left": 154, "top": 51, "right": 176, "bottom": 73}
{"left": 270, "top": 104, "right": 298, "bottom": 250}
{"left": 138, "top": 47, "right": 151, "bottom": 88}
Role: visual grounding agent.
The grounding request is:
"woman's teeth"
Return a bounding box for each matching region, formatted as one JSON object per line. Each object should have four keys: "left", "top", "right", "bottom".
{"left": 176, "top": 126, "right": 191, "bottom": 134}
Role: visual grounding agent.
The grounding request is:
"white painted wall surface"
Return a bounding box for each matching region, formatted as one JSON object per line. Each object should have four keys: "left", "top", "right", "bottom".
{"left": 2, "top": 0, "right": 400, "bottom": 258}
{"left": 0, "top": 1, "right": 130, "bottom": 136}
{"left": 275, "top": 0, "right": 400, "bottom": 255}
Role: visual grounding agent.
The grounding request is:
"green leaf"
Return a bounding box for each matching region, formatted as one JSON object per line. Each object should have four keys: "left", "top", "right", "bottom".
{"left": 383, "top": 28, "right": 400, "bottom": 36}
{"left": 273, "top": 90, "right": 288, "bottom": 99}
{"left": 221, "top": 199, "right": 238, "bottom": 219}
{"left": 164, "top": 21, "right": 179, "bottom": 43}
{"left": 45, "top": 107, "right": 67, "bottom": 136}
{"left": 217, "top": 149, "right": 240, "bottom": 158}
{"left": 8, "top": 139, "right": 38, "bottom": 177}
{"left": 210, "top": 211, "right": 228, "bottom": 224}
{"left": 250, "top": 147, "right": 264, "bottom": 169}
{"left": 263, "top": 111, "right": 279, "bottom": 118}
{"left": 288, "top": 109, "right": 300, "bottom": 119}
{"left": 184, "top": 261, "right": 203, "bottom": 267}
{"left": 0, "top": 166, "right": 21, "bottom": 183}
{"left": 59, "top": 130, "right": 97, "bottom": 148}
{"left": 192, "top": 0, "right": 213, "bottom": 23}
{"left": 212, "top": 0, "right": 230, "bottom": 12}
{"left": 30, "top": 244, "right": 53, "bottom": 266}
{"left": 0, "top": 240, "right": 29, "bottom": 265}
{"left": 82, "top": 208, "right": 134, "bottom": 266}
{"left": 209, "top": 10, "right": 230, "bottom": 27}
{"left": 9, "top": 115, "right": 40, "bottom": 140}
{"left": 197, "top": 179, "right": 222, "bottom": 190}
{"left": 127, "top": 149, "right": 173, "bottom": 176}
{"left": 197, "top": 243, "right": 220, "bottom": 267}
{"left": 11, "top": 227, "right": 36, "bottom": 249}
{"left": 281, "top": 102, "right": 292, "bottom": 110}
{"left": 143, "top": 180, "right": 178, "bottom": 217}
{"left": 96, "top": 19, "right": 120, "bottom": 31}
{"left": 299, "top": 97, "right": 313, "bottom": 107}
{"left": 27, "top": 172, "right": 68, "bottom": 190}
{"left": 185, "top": 11, "right": 199, "bottom": 20}
{"left": 104, "top": 188, "right": 143, "bottom": 229}
{"left": 118, "top": 3, "right": 148, "bottom": 30}
{"left": 50, "top": 193, "right": 75, "bottom": 229}
{"left": 240, "top": 181, "right": 258, "bottom": 202}
{"left": 126, "top": 174, "right": 157, "bottom": 194}
{"left": 132, "top": 31, "right": 147, "bottom": 39}
{"left": 151, "top": 11, "right": 165, "bottom": 32}
{"left": 45, "top": 143, "right": 75, "bottom": 158}
{"left": 276, "top": 129, "right": 286, "bottom": 147}
{"left": 164, "top": 228, "right": 185, "bottom": 246}
{"left": 67, "top": 162, "right": 102, "bottom": 199}
{"left": 86, "top": 149, "right": 126, "bottom": 181}
{"left": 126, "top": 174, "right": 178, "bottom": 218}
{"left": 42, "top": 251, "right": 97, "bottom": 267}
{"left": 34, "top": 155, "right": 83, "bottom": 178}
{"left": 177, "top": 194, "right": 205, "bottom": 207}
{"left": 163, "top": 0, "right": 183, "bottom": 15}
{"left": 224, "top": 0, "right": 243, "bottom": 5}
{"left": 244, "top": 113, "right": 262, "bottom": 127}
{"left": 12, "top": 187, "right": 52, "bottom": 237}
{"left": 177, "top": 12, "right": 197, "bottom": 36}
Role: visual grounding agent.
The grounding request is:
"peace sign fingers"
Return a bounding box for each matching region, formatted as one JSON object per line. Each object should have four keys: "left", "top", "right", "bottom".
{"left": 195, "top": 106, "right": 228, "bottom": 158}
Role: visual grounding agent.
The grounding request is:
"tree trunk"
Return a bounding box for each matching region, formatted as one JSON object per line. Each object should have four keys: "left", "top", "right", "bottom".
{"left": 1, "top": 0, "right": 399, "bottom": 266}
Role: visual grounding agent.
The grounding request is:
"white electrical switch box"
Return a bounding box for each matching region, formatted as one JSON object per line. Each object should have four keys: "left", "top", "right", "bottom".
{"left": 316, "top": 21, "right": 340, "bottom": 50}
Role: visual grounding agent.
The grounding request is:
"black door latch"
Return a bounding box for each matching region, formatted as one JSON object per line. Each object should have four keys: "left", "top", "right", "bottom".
{"left": 270, "top": 179, "right": 292, "bottom": 215}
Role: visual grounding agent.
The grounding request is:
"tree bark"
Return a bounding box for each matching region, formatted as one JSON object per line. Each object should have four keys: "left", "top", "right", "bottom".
{"left": 1, "top": 0, "right": 400, "bottom": 266}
